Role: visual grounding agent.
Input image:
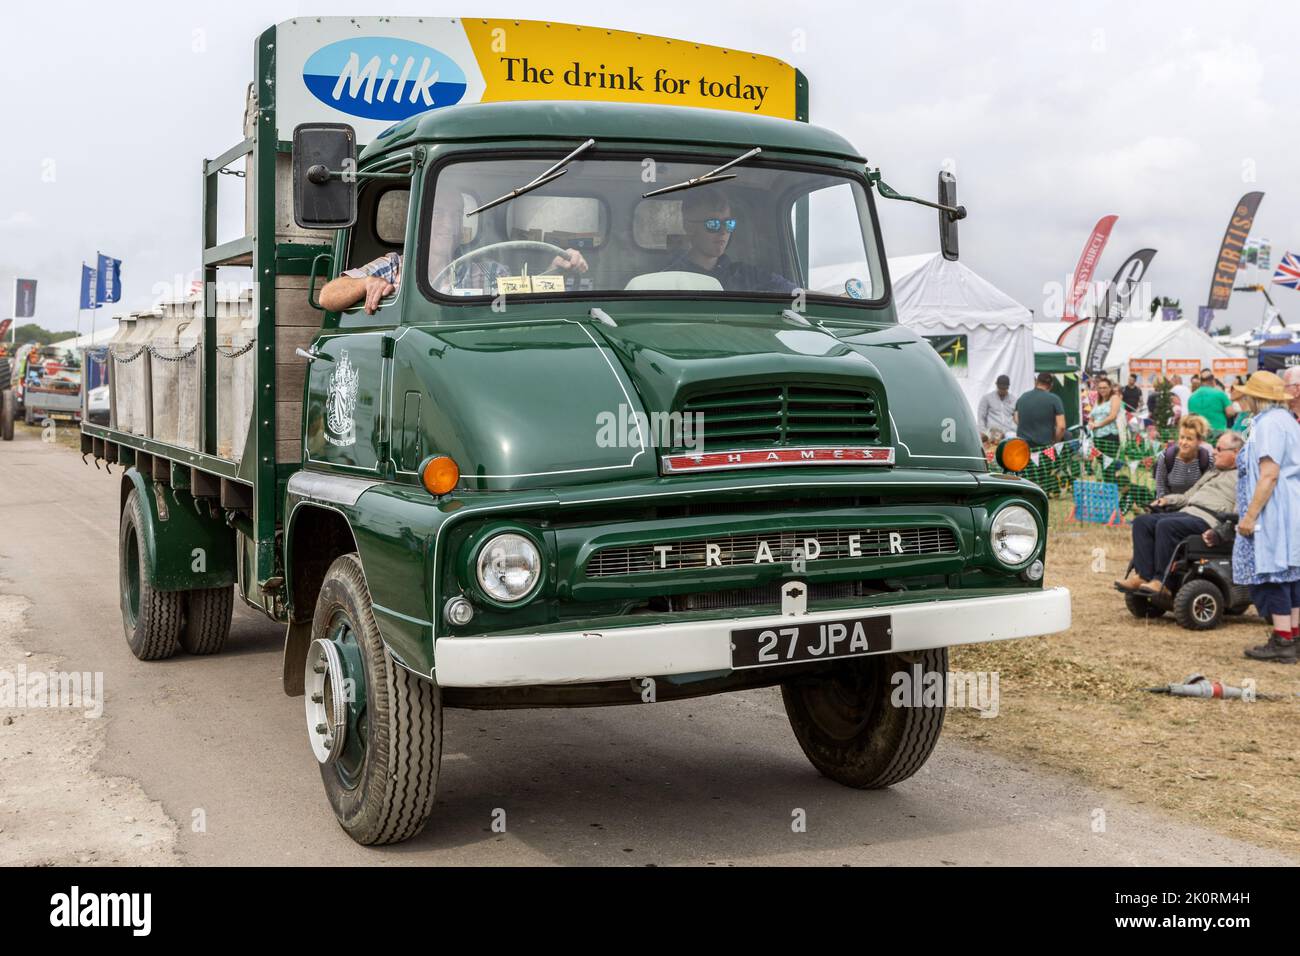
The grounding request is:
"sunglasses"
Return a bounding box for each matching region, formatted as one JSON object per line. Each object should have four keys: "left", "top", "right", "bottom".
{"left": 689, "top": 217, "right": 737, "bottom": 233}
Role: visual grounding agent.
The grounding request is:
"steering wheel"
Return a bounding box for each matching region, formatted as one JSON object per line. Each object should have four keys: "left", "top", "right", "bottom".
{"left": 430, "top": 240, "right": 570, "bottom": 290}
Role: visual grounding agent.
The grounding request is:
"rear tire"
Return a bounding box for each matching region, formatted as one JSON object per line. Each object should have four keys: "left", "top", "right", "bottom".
{"left": 119, "top": 489, "right": 182, "bottom": 661}
{"left": 312, "top": 553, "right": 441, "bottom": 845}
{"left": 782, "top": 646, "right": 946, "bottom": 789}
{"left": 0, "top": 390, "right": 13, "bottom": 442}
{"left": 1174, "top": 579, "right": 1224, "bottom": 630}
{"left": 181, "top": 586, "right": 234, "bottom": 655}
{"left": 1125, "top": 592, "right": 1164, "bottom": 619}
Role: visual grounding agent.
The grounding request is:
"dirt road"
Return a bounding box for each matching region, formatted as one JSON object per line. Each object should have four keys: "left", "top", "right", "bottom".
{"left": 1, "top": 424, "right": 1295, "bottom": 865}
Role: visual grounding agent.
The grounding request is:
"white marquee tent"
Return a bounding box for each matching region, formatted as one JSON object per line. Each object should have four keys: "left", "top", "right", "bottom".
{"left": 1032, "top": 319, "right": 1235, "bottom": 383}
{"left": 881, "top": 252, "right": 1035, "bottom": 416}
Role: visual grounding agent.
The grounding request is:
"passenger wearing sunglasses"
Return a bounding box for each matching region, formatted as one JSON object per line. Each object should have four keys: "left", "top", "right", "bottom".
{"left": 667, "top": 189, "right": 798, "bottom": 295}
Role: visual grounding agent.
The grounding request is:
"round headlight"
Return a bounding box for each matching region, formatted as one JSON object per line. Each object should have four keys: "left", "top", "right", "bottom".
{"left": 476, "top": 533, "right": 542, "bottom": 603}
{"left": 990, "top": 505, "right": 1039, "bottom": 566}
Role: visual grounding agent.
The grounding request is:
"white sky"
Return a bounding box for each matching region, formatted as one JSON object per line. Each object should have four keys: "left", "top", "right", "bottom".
{"left": 1, "top": 0, "right": 1296, "bottom": 335}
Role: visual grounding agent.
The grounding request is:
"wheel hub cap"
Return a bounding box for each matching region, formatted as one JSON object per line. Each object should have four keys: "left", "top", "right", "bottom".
{"left": 305, "top": 638, "right": 349, "bottom": 765}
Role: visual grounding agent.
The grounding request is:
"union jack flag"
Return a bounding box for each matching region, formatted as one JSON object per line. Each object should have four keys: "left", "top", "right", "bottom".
{"left": 1273, "top": 251, "right": 1300, "bottom": 290}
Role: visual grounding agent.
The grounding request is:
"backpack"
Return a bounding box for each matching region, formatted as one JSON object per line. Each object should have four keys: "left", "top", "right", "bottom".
{"left": 1163, "top": 441, "right": 1210, "bottom": 477}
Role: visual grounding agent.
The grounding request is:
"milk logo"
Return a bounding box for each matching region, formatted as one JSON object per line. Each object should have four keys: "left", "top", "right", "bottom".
{"left": 303, "top": 37, "right": 468, "bottom": 121}
{"left": 325, "top": 350, "right": 359, "bottom": 447}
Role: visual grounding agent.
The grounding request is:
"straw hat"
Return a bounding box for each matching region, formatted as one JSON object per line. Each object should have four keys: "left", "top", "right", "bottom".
{"left": 1229, "top": 369, "right": 1288, "bottom": 403}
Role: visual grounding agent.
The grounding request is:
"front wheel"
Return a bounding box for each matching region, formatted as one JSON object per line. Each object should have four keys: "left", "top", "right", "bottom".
{"left": 1125, "top": 592, "right": 1164, "bottom": 619}
{"left": 782, "top": 646, "right": 946, "bottom": 789}
{"left": 308, "top": 553, "right": 441, "bottom": 845}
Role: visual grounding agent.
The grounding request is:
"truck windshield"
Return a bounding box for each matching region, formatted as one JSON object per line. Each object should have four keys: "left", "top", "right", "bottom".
{"left": 418, "top": 156, "right": 884, "bottom": 304}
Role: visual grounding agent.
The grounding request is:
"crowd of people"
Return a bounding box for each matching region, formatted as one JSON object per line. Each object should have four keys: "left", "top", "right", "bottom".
{"left": 979, "top": 366, "right": 1300, "bottom": 665}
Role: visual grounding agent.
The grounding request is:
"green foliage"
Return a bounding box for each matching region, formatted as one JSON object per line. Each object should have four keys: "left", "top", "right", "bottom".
{"left": 7, "top": 323, "right": 73, "bottom": 346}
{"left": 1152, "top": 378, "right": 1175, "bottom": 430}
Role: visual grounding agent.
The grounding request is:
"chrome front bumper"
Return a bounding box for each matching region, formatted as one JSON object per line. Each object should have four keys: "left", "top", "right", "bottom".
{"left": 433, "top": 587, "right": 1071, "bottom": 687}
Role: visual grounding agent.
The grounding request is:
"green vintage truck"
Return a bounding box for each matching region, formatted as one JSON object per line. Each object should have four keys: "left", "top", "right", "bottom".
{"left": 82, "top": 17, "right": 1069, "bottom": 845}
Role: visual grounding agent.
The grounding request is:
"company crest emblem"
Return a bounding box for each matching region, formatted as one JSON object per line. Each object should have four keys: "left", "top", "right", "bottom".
{"left": 302, "top": 37, "right": 468, "bottom": 121}
{"left": 325, "top": 350, "right": 359, "bottom": 447}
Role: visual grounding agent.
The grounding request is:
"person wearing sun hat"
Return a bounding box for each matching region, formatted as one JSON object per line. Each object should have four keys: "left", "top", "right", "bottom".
{"left": 1230, "top": 370, "right": 1300, "bottom": 663}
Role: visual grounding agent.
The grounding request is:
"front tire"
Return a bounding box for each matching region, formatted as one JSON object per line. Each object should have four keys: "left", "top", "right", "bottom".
{"left": 1125, "top": 592, "right": 1164, "bottom": 619}
{"left": 311, "top": 553, "right": 441, "bottom": 845}
{"left": 119, "top": 489, "right": 182, "bottom": 660}
{"left": 782, "top": 647, "right": 946, "bottom": 789}
{"left": 1174, "top": 579, "right": 1224, "bottom": 630}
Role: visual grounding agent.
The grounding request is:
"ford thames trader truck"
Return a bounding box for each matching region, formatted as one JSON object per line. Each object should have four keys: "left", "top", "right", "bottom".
{"left": 81, "top": 17, "right": 1070, "bottom": 845}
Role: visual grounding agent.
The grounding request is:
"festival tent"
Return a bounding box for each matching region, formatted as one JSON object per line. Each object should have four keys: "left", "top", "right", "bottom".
{"left": 1031, "top": 319, "right": 1234, "bottom": 383}
{"left": 875, "top": 252, "right": 1035, "bottom": 417}
{"left": 1258, "top": 340, "right": 1300, "bottom": 372}
{"left": 1033, "top": 338, "right": 1082, "bottom": 432}
{"left": 50, "top": 325, "right": 121, "bottom": 350}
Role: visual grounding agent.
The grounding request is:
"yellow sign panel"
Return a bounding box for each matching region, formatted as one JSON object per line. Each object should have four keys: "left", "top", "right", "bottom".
{"left": 463, "top": 19, "right": 797, "bottom": 120}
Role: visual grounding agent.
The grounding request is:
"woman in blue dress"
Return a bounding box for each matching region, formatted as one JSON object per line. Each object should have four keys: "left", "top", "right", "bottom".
{"left": 1230, "top": 371, "right": 1300, "bottom": 663}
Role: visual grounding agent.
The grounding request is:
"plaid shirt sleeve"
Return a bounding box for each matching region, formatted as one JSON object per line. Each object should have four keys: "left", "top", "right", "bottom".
{"left": 342, "top": 252, "right": 402, "bottom": 289}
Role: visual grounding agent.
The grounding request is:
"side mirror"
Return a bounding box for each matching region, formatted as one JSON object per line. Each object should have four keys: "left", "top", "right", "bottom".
{"left": 292, "top": 123, "right": 358, "bottom": 230}
{"left": 938, "top": 170, "right": 965, "bottom": 261}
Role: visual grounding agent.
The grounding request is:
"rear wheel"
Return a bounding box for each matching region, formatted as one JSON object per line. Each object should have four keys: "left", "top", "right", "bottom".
{"left": 181, "top": 586, "right": 234, "bottom": 655}
{"left": 1125, "top": 592, "right": 1164, "bottom": 619}
{"left": 782, "top": 646, "right": 946, "bottom": 789}
{"left": 118, "top": 489, "right": 182, "bottom": 660}
{"left": 1174, "top": 579, "right": 1224, "bottom": 630}
{"left": 0, "top": 390, "right": 14, "bottom": 442}
{"left": 309, "top": 553, "right": 441, "bottom": 845}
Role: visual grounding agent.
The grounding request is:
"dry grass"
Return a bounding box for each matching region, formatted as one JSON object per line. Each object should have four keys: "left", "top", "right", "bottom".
{"left": 949, "top": 501, "right": 1300, "bottom": 854}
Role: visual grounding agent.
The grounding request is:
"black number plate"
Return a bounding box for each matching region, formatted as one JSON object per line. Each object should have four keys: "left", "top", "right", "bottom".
{"left": 730, "top": 616, "right": 892, "bottom": 669}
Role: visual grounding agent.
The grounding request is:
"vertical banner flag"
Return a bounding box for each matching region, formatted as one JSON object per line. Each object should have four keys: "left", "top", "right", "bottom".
{"left": 95, "top": 253, "right": 122, "bottom": 304}
{"left": 1063, "top": 215, "right": 1118, "bottom": 321}
{"left": 1197, "top": 306, "right": 1215, "bottom": 332}
{"left": 1206, "top": 192, "right": 1264, "bottom": 310}
{"left": 1087, "top": 248, "right": 1156, "bottom": 375}
{"left": 1272, "top": 251, "right": 1300, "bottom": 290}
{"left": 0, "top": 319, "right": 11, "bottom": 341}
{"left": 14, "top": 278, "right": 37, "bottom": 318}
{"left": 79, "top": 264, "right": 99, "bottom": 310}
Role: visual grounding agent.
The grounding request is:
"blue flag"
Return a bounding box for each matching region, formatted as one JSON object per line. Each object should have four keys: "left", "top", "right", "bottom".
{"left": 95, "top": 253, "right": 122, "bottom": 304}
{"left": 80, "top": 264, "right": 99, "bottom": 310}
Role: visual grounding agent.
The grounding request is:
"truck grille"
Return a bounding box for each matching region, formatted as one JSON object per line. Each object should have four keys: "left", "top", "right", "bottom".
{"left": 676, "top": 383, "right": 881, "bottom": 451}
{"left": 586, "top": 526, "right": 958, "bottom": 577}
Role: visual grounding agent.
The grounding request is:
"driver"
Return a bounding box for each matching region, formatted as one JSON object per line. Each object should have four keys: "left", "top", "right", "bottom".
{"left": 666, "top": 188, "right": 798, "bottom": 295}
{"left": 318, "top": 191, "right": 589, "bottom": 315}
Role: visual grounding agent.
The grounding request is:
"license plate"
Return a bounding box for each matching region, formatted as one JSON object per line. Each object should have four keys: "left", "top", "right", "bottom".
{"left": 730, "top": 615, "right": 892, "bottom": 669}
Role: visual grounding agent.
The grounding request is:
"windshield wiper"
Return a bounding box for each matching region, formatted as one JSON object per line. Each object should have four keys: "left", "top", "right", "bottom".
{"left": 642, "top": 147, "right": 761, "bottom": 199}
{"left": 466, "top": 138, "right": 596, "bottom": 216}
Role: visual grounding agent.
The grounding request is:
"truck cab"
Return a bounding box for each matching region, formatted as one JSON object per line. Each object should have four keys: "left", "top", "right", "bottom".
{"left": 83, "top": 17, "right": 1069, "bottom": 846}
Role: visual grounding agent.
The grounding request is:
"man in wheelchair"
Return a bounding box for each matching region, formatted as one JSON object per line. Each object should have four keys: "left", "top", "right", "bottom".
{"left": 1116, "top": 431, "right": 1243, "bottom": 598}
